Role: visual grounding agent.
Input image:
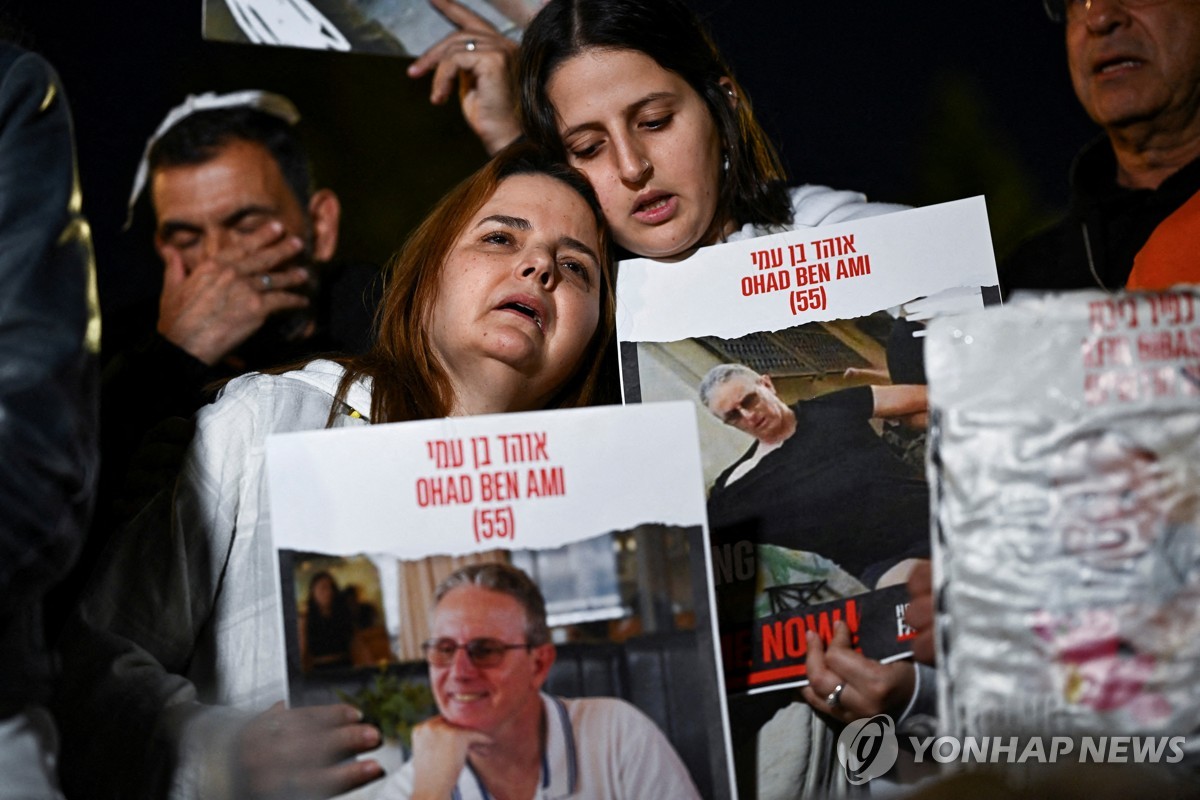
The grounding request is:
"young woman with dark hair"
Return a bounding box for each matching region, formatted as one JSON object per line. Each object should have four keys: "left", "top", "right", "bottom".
{"left": 412, "top": 0, "right": 904, "bottom": 263}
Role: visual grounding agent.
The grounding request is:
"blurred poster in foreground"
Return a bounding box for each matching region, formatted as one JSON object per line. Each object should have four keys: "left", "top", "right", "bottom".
{"left": 203, "top": 0, "right": 546, "bottom": 56}
{"left": 266, "top": 402, "right": 734, "bottom": 799}
{"left": 928, "top": 288, "right": 1200, "bottom": 745}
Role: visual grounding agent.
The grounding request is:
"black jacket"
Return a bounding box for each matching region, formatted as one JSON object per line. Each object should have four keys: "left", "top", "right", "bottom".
{"left": 1001, "top": 136, "right": 1200, "bottom": 296}
{"left": 0, "top": 44, "right": 99, "bottom": 711}
{"left": 42, "top": 260, "right": 381, "bottom": 641}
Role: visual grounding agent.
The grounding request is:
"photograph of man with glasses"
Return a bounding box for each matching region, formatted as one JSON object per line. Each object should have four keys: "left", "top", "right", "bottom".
{"left": 382, "top": 563, "right": 701, "bottom": 800}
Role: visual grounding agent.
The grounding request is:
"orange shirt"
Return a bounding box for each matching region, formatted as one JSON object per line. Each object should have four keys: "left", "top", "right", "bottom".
{"left": 1127, "top": 190, "right": 1200, "bottom": 290}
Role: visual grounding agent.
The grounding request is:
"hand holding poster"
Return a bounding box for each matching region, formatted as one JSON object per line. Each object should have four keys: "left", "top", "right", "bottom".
{"left": 266, "top": 402, "right": 734, "bottom": 799}
{"left": 204, "top": 0, "right": 546, "bottom": 56}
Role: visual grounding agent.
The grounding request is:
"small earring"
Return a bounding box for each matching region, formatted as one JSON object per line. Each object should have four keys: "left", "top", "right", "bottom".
{"left": 726, "top": 87, "right": 735, "bottom": 99}
{"left": 722, "top": 152, "right": 730, "bottom": 173}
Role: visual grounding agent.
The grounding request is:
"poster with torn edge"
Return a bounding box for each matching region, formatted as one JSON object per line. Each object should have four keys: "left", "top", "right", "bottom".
{"left": 265, "top": 401, "right": 735, "bottom": 800}
{"left": 616, "top": 196, "right": 1000, "bottom": 697}
{"left": 203, "top": 0, "right": 546, "bottom": 57}
{"left": 926, "top": 288, "right": 1200, "bottom": 742}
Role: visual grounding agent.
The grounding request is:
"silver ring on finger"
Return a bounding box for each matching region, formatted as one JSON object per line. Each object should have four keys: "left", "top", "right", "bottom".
{"left": 826, "top": 683, "right": 845, "bottom": 708}
{"left": 464, "top": 39, "right": 477, "bottom": 52}
{"left": 260, "top": 273, "right": 273, "bottom": 291}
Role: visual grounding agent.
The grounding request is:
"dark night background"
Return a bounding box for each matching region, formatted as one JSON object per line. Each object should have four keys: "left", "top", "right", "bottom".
{"left": 2, "top": 1, "right": 1096, "bottom": 349}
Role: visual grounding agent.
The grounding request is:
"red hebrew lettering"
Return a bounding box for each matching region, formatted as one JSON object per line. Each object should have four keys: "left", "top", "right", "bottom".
{"left": 788, "top": 242, "right": 807, "bottom": 265}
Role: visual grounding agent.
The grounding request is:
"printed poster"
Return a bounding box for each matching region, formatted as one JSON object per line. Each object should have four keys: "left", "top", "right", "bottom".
{"left": 203, "top": 0, "right": 546, "bottom": 56}
{"left": 618, "top": 196, "right": 1000, "bottom": 698}
{"left": 926, "top": 288, "right": 1200, "bottom": 740}
{"left": 616, "top": 197, "right": 999, "bottom": 797}
{"left": 266, "top": 402, "right": 735, "bottom": 800}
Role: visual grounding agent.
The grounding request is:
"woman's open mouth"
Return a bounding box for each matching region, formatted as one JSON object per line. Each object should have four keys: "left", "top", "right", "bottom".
{"left": 497, "top": 297, "right": 546, "bottom": 332}
{"left": 632, "top": 192, "right": 678, "bottom": 224}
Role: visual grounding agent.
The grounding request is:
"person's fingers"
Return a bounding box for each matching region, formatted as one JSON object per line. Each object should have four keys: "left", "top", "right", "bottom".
{"left": 804, "top": 629, "right": 829, "bottom": 682}
{"left": 323, "top": 720, "right": 383, "bottom": 760}
{"left": 258, "top": 288, "right": 310, "bottom": 316}
{"left": 409, "top": 0, "right": 503, "bottom": 77}
{"left": 803, "top": 626, "right": 916, "bottom": 719}
{"left": 831, "top": 619, "right": 852, "bottom": 649}
{"left": 277, "top": 721, "right": 379, "bottom": 768}
{"left": 808, "top": 625, "right": 854, "bottom": 678}
{"left": 205, "top": 220, "right": 288, "bottom": 274}
{"left": 799, "top": 684, "right": 821, "bottom": 709}
{"left": 429, "top": 0, "right": 500, "bottom": 33}
{"left": 302, "top": 758, "right": 385, "bottom": 799}
{"left": 801, "top": 628, "right": 870, "bottom": 719}
{"left": 282, "top": 703, "right": 367, "bottom": 734}
{"left": 822, "top": 652, "right": 917, "bottom": 719}
{"left": 822, "top": 650, "right": 885, "bottom": 703}
{"left": 247, "top": 702, "right": 356, "bottom": 749}
{"left": 803, "top": 629, "right": 846, "bottom": 706}
{"left": 241, "top": 218, "right": 288, "bottom": 250}
{"left": 406, "top": 2, "right": 521, "bottom": 152}
{"left": 816, "top": 647, "right": 864, "bottom": 705}
{"left": 800, "top": 681, "right": 852, "bottom": 719}
{"left": 221, "top": 231, "right": 304, "bottom": 277}
{"left": 428, "top": 50, "right": 468, "bottom": 105}
{"left": 801, "top": 680, "right": 858, "bottom": 715}
{"left": 905, "top": 560, "right": 936, "bottom": 664}
{"left": 253, "top": 265, "right": 312, "bottom": 295}
{"left": 160, "top": 245, "right": 187, "bottom": 290}
{"left": 410, "top": 31, "right": 503, "bottom": 76}
{"left": 907, "top": 559, "right": 932, "bottom": 597}
{"left": 409, "top": 34, "right": 460, "bottom": 78}
{"left": 905, "top": 593, "right": 933, "bottom": 630}
{"left": 417, "top": 35, "right": 510, "bottom": 101}
{"left": 909, "top": 622, "right": 936, "bottom": 666}
{"left": 242, "top": 705, "right": 380, "bottom": 773}
{"left": 823, "top": 644, "right": 882, "bottom": 687}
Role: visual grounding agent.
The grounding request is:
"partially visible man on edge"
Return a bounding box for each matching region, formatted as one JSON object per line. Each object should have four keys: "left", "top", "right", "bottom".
{"left": 383, "top": 563, "right": 702, "bottom": 800}
{"left": 921, "top": 0, "right": 1200, "bottom": 663}
{"left": 1001, "top": 0, "right": 1200, "bottom": 294}
{"left": 0, "top": 39, "right": 99, "bottom": 798}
